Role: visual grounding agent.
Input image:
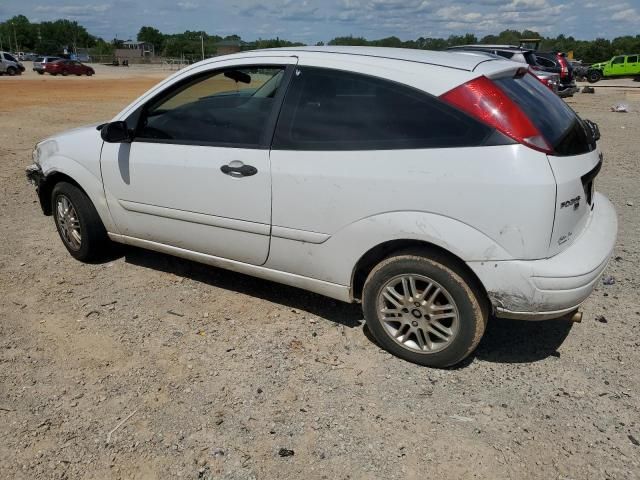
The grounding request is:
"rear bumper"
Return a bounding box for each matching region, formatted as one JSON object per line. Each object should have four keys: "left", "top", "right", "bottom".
{"left": 468, "top": 192, "right": 617, "bottom": 320}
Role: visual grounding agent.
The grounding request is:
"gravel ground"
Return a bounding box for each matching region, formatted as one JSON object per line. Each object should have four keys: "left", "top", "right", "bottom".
{"left": 0, "top": 71, "right": 639, "bottom": 480}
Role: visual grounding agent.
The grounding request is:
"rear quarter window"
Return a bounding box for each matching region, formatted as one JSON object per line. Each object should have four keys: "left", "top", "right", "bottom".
{"left": 273, "top": 67, "right": 492, "bottom": 150}
{"left": 535, "top": 56, "right": 556, "bottom": 68}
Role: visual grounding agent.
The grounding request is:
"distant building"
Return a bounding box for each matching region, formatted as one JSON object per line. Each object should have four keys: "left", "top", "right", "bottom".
{"left": 115, "top": 40, "right": 155, "bottom": 59}
{"left": 215, "top": 40, "right": 252, "bottom": 56}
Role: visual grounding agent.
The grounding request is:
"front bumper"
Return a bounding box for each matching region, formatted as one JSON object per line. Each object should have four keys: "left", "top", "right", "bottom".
{"left": 468, "top": 192, "right": 617, "bottom": 320}
{"left": 26, "top": 164, "right": 49, "bottom": 214}
{"left": 26, "top": 163, "right": 44, "bottom": 187}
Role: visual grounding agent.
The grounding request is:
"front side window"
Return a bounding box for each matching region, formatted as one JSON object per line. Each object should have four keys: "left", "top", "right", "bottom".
{"left": 136, "top": 66, "right": 285, "bottom": 146}
{"left": 612, "top": 56, "right": 624, "bottom": 64}
{"left": 4, "top": 53, "right": 17, "bottom": 62}
{"left": 273, "top": 67, "right": 491, "bottom": 150}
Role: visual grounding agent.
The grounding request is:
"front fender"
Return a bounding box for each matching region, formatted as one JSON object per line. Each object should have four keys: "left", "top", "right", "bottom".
{"left": 38, "top": 154, "right": 117, "bottom": 233}
{"left": 266, "top": 211, "right": 513, "bottom": 287}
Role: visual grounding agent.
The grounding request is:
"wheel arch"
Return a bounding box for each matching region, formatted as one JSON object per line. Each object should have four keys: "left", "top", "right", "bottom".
{"left": 38, "top": 171, "right": 85, "bottom": 216}
{"left": 350, "top": 239, "right": 490, "bottom": 311}
{"left": 36, "top": 156, "right": 117, "bottom": 233}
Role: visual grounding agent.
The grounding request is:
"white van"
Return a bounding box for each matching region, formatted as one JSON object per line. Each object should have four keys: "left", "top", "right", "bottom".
{"left": 0, "top": 51, "right": 24, "bottom": 75}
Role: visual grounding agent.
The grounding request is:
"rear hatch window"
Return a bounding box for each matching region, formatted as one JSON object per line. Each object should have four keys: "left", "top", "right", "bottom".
{"left": 494, "top": 74, "right": 595, "bottom": 156}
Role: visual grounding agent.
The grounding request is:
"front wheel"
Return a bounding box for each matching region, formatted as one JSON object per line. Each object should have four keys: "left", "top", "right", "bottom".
{"left": 7, "top": 67, "right": 16, "bottom": 76}
{"left": 362, "top": 253, "right": 487, "bottom": 368}
{"left": 52, "top": 182, "right": 110, "bottom": 262}
{"left": 587, "top": 70, "right": 602, "bottom": 83}
{"left": 61, "top": 70, "right": 69, "bottom": 76}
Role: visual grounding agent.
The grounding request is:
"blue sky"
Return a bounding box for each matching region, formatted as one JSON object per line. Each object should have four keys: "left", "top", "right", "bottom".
{"left": 1, "top": 0, "right": 639, "bottom": 42}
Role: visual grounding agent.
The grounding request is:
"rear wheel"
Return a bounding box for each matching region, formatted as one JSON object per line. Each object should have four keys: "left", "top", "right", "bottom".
{"left": 52, "top": 182, "right": 110, "bottom": 262}
{"left": 61, "top": 70, "right": 69, "bottom": 76}
{"left": 587, "top": 70, "right": 602, "bottom": 83}
{"left": 37, "top": 70, "right": 44, "bottom": 75}
{"left": 7, "top": 67, "right": 16, "bottom": 76}
{"left": 362, "top": 252, "right": 487, "bottom": 368}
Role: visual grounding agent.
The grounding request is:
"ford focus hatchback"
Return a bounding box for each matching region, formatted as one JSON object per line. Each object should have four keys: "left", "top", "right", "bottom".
{"left": 26, "top": 47, "right": 617, "bottom": 368}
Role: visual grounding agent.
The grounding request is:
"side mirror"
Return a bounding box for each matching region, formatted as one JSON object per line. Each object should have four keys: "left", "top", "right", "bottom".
{"left": 101, "top": 121, "right": 131, "bottom": 143}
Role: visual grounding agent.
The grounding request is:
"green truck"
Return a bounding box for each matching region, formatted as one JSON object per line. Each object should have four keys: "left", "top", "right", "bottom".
{"left": 587, "top": 54, "right": 640, "bottom": 82}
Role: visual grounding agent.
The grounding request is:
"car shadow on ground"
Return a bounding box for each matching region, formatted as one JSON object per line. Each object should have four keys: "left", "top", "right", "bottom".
{"left": 122, "top": 246, "right": 363, "bottom": 328}
{"left": 470, "top": 316, "right": 573, "bottom": 365}
{"left": 120, "top": 247, "right": 574, "bottom": 365}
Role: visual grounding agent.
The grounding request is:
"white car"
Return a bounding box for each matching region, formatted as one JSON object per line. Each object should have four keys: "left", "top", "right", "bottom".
{"left": 26, "top": 47, "right": 617, "bottom": 367}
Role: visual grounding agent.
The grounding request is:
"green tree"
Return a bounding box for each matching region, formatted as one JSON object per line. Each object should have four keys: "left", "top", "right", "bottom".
{"left": 137, "top": 26, "right": 165, "bottom": 52}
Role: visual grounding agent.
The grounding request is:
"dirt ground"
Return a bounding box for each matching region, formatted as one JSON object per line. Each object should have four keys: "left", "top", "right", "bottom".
{"left": 1, "top": 66, "right": 639, "bottom": 480}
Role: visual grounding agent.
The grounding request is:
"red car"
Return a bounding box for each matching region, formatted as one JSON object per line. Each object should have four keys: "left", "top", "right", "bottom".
{"left": 44, "top": 59, "right": 94, "bottom": 76}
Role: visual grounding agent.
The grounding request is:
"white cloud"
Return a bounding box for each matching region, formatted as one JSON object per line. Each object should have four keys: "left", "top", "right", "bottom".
{"left": 34, "top": 4, "right": 111, "bottom": 15}
{"left": 177, "top": 2, "right": 199, "bottom": 11}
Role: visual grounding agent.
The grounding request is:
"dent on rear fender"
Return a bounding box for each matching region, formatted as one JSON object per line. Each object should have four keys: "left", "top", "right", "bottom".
{"left": 487, "top": 290, "right": 556, "bottom": 313}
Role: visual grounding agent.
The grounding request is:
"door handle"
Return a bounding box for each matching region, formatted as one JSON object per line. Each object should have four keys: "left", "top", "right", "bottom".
{"left": 220, "top": 161, "right": 258, "bottom": 178}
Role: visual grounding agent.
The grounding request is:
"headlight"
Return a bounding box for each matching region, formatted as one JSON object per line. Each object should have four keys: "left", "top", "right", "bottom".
{"left": 32, "top": 140, "right": 58, "bottom": 165}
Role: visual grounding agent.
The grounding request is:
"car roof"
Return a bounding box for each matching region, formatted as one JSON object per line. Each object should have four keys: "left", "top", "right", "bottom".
{"left": 238, "top": 46, "right": 503, "bottom": 72}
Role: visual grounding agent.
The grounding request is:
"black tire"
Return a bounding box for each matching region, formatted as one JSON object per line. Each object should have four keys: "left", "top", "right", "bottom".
{"left": 362, "top": 252, "right": 487, "bottom": 368}
{"left": 51, "top": 182, "right": 110, "bottom": 262}
{"left": 37, "top": 70, "right": 45, "bottom": 75}
{"left": 61, "top": 70, "right": 69, "bottom": 76}
{"left": 50, "top": 72, "right": 57, "bottom": 76}
{"left": 7, "top": 67, "right": 16, "bottom": 76}
{"left": 87, "top": 71, "right": 93, "bottom": 77}
{"left": 587, "top": 70, "right": 602, "bottom": 83}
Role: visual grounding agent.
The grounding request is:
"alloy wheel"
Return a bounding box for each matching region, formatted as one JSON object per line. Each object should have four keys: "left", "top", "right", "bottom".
{"left": 55, "top": 194, "right": 82, "bottom": 250}
{"left": 377, "top": 274, "right": 460, "bottom": 353}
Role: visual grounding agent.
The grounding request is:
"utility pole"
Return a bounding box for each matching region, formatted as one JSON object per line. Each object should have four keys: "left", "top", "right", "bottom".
{"left": 201, "top": 32, "right": 204, "bottom": 61}
{"left": 13, "top": 22, "right": 18, "bottom": 52}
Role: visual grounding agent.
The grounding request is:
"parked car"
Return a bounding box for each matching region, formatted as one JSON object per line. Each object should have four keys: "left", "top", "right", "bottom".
{"left": 33, "top": 56, "right": 62, "bottom": 74}
{"left": 588, "top": 54, "right": 640, "bottom": 83}
{"left": 26, "top": 47, "right": 616, "bottom": 368}
{"left": 447, "top": 45, "right": 577, "bottom": 97}
{"left": 0, "top": 51, "right": 25, "bottom": 75}
{"left": 44, "top": 59, "right": 95, "bottom": 76}
{"left": 569, "top": 60, "right": 589, "bottom": 81}
{"left": 530, "top": 51, "right": 579, "bottom": 96}
{"left": 451, "top": 48, "right": 561, "bottom": 93}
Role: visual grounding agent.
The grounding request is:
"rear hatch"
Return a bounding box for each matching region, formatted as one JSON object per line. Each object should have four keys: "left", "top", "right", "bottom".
{"left": 493, "top": 73, "right": 600, "bottom": 256}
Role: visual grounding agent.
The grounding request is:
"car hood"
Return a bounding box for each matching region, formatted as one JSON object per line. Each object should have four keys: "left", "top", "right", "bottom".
{"left": 591, "top": 62, "right": 606, "bottom": 69}
{"left": 35, "top": 123, "right": 105, "bottom": 181}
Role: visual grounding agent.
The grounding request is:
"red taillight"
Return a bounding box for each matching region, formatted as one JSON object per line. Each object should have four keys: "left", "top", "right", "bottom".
{"left": 440, "top": 75, "right": 552, "bottom": 153}
{"left": 557, "top": 54, "right": 568, "bottom": 79}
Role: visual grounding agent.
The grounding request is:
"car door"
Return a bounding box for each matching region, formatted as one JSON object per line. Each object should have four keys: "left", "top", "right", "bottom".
{"left": 608, "top": 56, "right": 625, "bottom": 76}
{"left": 101, "top": 58, "right": 296, "bottom": 265}
{"left": 626, "top": 55, "right": 639, "bottom": 75}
